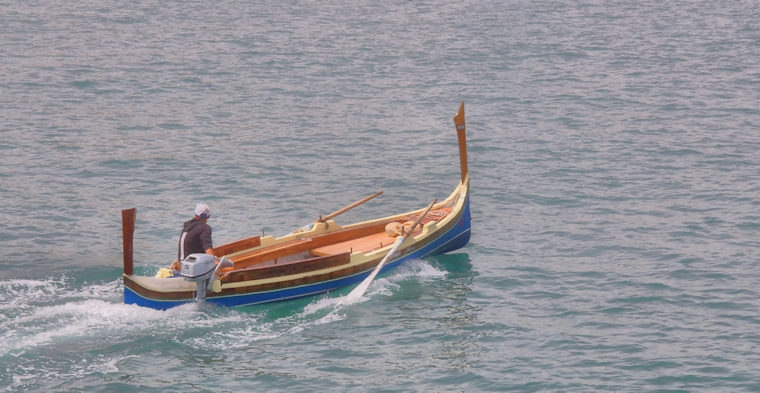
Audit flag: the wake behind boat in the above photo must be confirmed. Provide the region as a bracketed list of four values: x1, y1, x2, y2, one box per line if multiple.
[122, 102, 471, 310]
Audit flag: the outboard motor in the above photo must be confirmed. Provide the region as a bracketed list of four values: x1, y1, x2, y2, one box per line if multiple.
[180, 253, 233, 302]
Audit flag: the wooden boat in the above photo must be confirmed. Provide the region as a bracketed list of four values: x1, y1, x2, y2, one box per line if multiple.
[121, 102, 471, 310]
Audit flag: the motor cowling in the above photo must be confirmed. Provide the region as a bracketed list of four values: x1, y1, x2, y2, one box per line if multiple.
[180, 253, 217, 281]
[179, 253, 233, 302]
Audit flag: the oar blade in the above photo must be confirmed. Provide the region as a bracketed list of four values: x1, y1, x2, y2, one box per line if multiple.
[342, 198, 437, 303]
[344, 236, 404, 302]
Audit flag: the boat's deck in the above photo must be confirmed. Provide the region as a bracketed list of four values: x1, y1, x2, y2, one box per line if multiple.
[311, 231, 397, 256]
[129, 275, 197, 292]
[310, 207, 452, 257]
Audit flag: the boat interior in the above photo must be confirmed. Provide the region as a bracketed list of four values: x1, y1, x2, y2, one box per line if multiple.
[215, 203, 456, 280]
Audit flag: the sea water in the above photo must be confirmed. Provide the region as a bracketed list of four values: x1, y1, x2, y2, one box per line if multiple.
[2, 0, 760, 391]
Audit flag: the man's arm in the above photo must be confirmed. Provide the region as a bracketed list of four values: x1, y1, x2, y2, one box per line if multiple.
[201, 225, 214, 256]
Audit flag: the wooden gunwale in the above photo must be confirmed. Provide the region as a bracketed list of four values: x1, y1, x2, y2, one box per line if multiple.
[213, 236, 261, 257]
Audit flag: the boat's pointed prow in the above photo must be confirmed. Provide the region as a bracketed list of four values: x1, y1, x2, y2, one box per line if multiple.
[454, 101, 468, 182]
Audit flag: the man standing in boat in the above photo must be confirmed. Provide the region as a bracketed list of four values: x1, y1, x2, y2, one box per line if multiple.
[177, 203, 215, 262]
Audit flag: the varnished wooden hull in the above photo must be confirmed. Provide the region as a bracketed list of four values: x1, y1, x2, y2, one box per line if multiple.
[124, 188, 470, 309]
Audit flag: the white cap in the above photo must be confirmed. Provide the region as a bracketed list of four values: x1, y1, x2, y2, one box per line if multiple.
[194, 203, 210, 219]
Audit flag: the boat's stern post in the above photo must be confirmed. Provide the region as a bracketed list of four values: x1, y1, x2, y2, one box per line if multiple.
[121, 208, 137, 276]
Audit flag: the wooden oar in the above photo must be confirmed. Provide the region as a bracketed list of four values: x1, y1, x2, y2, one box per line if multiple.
[292, 191, 384, 234]
[319, 190, 383, 222]
[344, 198, 437, 302]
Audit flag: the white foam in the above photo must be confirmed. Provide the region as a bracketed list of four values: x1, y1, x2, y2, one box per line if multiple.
[61, 278, 123, 300]
[391, 259, 447, 280]
[93, 354, 141, 373]
[302, 293, 349, 314]
[1, 299, 169, 354]
[0, 260, 445, 355]
[0, 277, 67, 310]
[340, 259, 445, 302]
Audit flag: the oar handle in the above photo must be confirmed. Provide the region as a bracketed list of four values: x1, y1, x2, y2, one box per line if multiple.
[319, 190, 383, 222]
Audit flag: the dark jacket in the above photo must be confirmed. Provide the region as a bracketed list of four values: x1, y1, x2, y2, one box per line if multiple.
[178, 218, 213, 261]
